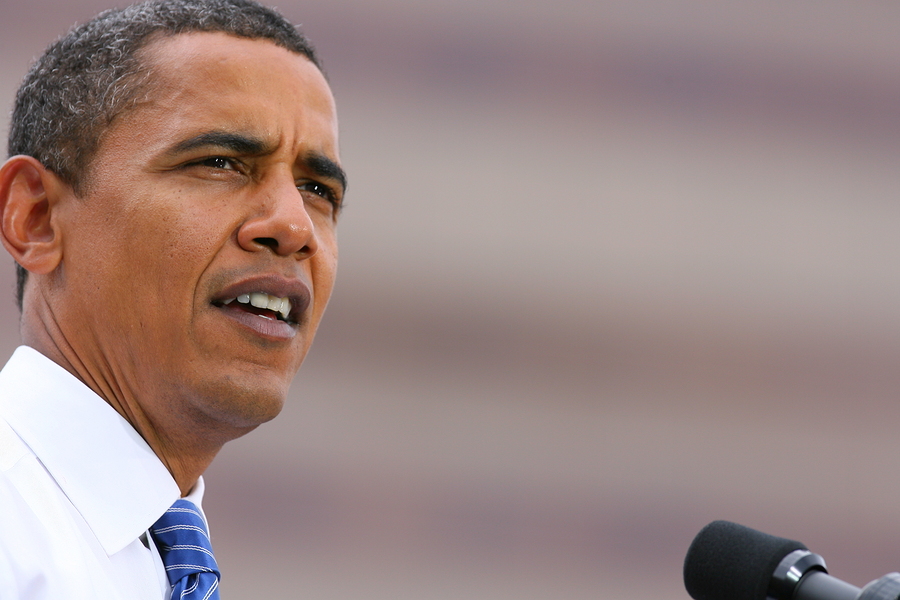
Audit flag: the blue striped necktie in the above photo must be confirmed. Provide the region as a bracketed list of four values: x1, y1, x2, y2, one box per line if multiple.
[150, 499, 221, 600]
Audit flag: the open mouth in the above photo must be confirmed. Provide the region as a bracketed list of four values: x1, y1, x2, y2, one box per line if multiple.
[216, 292, 294, 324]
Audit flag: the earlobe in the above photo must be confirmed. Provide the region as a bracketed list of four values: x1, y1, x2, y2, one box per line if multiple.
[0, 155, 65, 276]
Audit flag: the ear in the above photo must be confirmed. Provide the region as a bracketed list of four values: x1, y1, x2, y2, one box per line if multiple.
[0, 155, 67, 276]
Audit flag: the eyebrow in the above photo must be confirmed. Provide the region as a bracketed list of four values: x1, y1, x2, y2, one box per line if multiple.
[305, 152, 348, 193]
[166, 130, 347, 192]
[167, 131, 271, 156]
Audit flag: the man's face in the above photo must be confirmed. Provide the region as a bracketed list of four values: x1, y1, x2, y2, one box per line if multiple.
[52, 32, 343, 432]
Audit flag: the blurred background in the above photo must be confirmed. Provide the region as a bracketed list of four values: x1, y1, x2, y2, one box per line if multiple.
[4, 1, 900, 598]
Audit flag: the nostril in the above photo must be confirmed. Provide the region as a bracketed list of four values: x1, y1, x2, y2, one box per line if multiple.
[253, 237, 278, 250]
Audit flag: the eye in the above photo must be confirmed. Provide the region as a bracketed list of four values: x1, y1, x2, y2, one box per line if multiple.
[181, 156, 242, 173]
[298, 181, 341, 210]
[195, 156, 239, 170]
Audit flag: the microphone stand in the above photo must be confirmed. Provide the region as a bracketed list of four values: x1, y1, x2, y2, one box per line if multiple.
[770, 549, 900, 600]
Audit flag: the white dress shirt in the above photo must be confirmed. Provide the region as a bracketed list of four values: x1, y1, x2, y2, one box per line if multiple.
[0, 346, 204, 599]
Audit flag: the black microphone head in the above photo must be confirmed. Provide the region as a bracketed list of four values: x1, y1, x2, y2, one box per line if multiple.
[684, 520, 808, 600]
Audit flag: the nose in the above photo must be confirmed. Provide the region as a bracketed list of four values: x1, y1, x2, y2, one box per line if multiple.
[237, 177, 318, 259]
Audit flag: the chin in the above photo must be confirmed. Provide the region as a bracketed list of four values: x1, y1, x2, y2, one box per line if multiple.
[191, 378, 289, 432]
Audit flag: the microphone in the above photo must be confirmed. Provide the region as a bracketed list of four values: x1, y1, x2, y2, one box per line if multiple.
[683, 520, 900, 600]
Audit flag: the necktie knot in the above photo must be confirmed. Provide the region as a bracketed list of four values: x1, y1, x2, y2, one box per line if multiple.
[150, 499, 221, 600]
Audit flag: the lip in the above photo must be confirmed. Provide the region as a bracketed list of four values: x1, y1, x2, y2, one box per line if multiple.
[210, 274, 312, 338]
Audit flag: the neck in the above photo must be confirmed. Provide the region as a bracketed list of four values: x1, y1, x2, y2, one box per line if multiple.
[21, 304, 251, 496]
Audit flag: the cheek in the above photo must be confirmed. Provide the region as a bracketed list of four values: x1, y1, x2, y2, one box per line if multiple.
[132, 193, 231, 255]
[81, 203, 227, 306]
[312, 235, 338, 296]
[304, 250, 337, 333]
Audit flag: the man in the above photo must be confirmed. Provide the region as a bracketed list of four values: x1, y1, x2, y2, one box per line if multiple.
[0, 0, 346, 597]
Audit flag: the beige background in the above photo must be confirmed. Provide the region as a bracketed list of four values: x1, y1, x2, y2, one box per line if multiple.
[3, 1, 900, 598]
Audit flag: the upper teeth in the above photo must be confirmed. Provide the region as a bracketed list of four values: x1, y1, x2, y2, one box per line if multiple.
[226, 292, 292, 320]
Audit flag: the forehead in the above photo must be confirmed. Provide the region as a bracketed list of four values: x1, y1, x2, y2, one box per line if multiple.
[97, 31, 339, 162]
[140, 30, 330, 95]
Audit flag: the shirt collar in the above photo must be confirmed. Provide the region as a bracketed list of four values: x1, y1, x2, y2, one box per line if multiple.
[0, 345, 182, 555]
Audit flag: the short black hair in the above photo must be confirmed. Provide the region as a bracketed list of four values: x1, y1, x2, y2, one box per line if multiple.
[8, 0, 322, 310]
